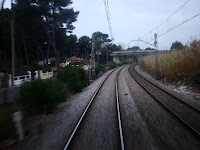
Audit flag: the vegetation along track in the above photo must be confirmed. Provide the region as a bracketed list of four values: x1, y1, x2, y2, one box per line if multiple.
[63, 67, 125, 150]
[128, 65, 200, 137]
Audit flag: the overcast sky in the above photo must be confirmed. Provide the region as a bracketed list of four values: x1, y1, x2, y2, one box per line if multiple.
[4, 0, 200, 50]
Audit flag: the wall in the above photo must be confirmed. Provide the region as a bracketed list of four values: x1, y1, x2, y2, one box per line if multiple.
[39, 70, 53, 80]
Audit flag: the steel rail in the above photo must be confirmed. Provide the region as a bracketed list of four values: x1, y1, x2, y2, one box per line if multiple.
[116, 67, 125, 150]
[63, 68, 118, 150]
[134, 65, 200, 112]
[128, 66, 200, 137]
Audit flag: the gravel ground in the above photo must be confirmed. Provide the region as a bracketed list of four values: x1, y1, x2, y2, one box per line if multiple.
[69, 67, 122, 150]
[130, 65, 200, 134]
[118, 67, 158, 150]
[124, 66, 200, 150]
[13, 70, 113, 150]
[135, 65, 200, 109]
[10, 65, 200, 150]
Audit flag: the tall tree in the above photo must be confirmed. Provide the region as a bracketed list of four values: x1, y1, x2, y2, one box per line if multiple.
[92, 31, 112, 65]
[109, 44, 121, 52]
[171, 41, 184, 50]
[14, 0, 79, 69]
[15, 0, 46, 66]
[145, 47, 155, 50]
[36, 0, 79, 69]
[63, 34, 78, 57]
[0, 8, 11, 72]
[127, 46, 140, 51]
[78, 36, 91, 59]
[92, 31, 111, 50]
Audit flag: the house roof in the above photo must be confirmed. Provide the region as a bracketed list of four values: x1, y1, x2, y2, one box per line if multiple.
[67, 56, 82, 62]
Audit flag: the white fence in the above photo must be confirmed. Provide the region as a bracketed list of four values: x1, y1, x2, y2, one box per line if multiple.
[39, 70, 53, 80]
[8, 70, 53, 87]
[9, 72, 31, 87]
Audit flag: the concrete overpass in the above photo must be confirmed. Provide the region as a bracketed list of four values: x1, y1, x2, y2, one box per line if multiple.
[110, 50, 169, 62]
[110, 50, 156, 56]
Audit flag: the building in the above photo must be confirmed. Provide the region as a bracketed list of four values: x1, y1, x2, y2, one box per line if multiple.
[67, 56, 83, 63]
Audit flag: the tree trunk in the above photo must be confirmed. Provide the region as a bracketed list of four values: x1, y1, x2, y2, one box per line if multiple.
[11, 18, 15, 86]
[51, 6, 59, 70]
[38, 43, 46, 66]
[42, 7, 59, 70]
[46, 42, 50, 66]
[51, 25, 59, 70]
[22, 31, 29, 66]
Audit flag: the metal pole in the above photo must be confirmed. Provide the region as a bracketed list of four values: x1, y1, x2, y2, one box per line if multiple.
[106, 48, 108, 64]
[12, 111, 24, 141]
[11, 0, 15, 86]
[154, 33, 158, 79]
[91, 35, 95, 77]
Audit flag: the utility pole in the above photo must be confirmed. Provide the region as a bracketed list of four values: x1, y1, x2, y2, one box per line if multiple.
[11, 0, 15, 86]
[106, 48, 108, 64]
[154, 33, 158, 79]
[1, 0, 6, 10]
[90, 35, 95, 78]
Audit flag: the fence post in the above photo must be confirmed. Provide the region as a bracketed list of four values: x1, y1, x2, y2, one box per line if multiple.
[12, 111, 24, 141]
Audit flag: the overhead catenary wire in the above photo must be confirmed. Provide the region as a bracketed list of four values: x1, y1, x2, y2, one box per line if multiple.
[141, 0, 191, 39]
[158, 12, 200, 38]
[104, 0, 113, 39]
[141, 11, 200, 48]
[103, 0, 114, 40]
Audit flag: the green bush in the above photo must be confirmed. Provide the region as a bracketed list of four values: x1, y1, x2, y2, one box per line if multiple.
[107, 61, 116, 70]
[42, 67, 52, 73]
[20, 79, 66, 115]
[189, 70, 200, 85]
[95, 66, 100, 75]
[57, 66, 87, 92]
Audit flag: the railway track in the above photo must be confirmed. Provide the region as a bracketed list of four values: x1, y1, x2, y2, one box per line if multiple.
[63, 67, 125, 150]
[128, 65, 200, 137]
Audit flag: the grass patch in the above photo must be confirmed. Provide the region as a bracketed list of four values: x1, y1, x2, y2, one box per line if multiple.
[139, 40, 200, 82]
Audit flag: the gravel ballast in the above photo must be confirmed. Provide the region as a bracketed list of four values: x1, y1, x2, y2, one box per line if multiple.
[69, 67, 122, 150]
[125, 66, 200, 150]
[15, 70, 113, 150]
[135, 65, 200, 109]
[118, 67, 158, 150]
[129, 65, 200, 134]
[14, 65, 200, 150]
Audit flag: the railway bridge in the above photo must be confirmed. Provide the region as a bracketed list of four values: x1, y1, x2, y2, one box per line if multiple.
[110, 50, 168, 62]
[110, 50, 156, 62]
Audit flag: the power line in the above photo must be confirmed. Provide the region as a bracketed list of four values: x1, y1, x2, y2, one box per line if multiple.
[141, 11, 200, 48]
[141, 0, 191, 39]
[104, 0, 113, 39]
[158, 12, 200, 38]
[103, 0, 114, 40]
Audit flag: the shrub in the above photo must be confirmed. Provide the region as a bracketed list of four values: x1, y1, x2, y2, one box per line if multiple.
[189, 70, 200, 85]
[107, 61, 116, 70]
[57, 66, 87, 92]
[20, 79, 66, 115]
[124, 58, 133, 64]
[42, 67, 52, 73]
[95, 66, 100, 75]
